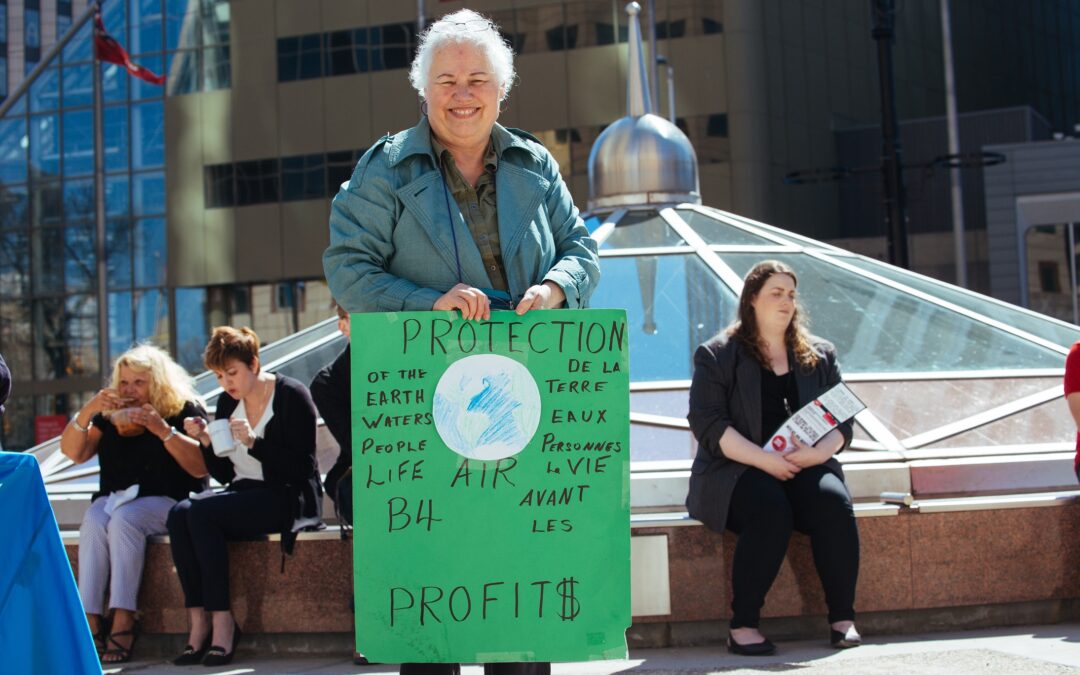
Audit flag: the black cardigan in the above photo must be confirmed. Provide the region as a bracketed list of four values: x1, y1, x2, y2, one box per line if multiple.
[204, 374, 323, 554]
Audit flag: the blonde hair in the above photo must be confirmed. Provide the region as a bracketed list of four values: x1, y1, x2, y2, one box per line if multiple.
[111, 344, 201, 418]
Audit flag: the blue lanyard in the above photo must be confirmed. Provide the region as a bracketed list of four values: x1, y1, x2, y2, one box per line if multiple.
[437, 160, 514, 308]
[439, 175, 465, 283]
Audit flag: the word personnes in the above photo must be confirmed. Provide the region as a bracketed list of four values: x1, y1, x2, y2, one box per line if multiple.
[401, 318, 625, 357]
[389, 576, 582, 627]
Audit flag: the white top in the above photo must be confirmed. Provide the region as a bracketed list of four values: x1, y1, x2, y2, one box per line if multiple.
[228, 384, 276, 482]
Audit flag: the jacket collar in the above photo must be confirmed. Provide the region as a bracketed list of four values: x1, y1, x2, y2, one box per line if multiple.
[386, 116, 541, 168]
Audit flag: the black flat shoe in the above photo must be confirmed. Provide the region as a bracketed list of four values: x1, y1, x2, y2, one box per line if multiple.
[202, 624, 241, 666]
[831, 627, 862, 649]
[173, 638, 210, 666]
[727, 632, 776, 656]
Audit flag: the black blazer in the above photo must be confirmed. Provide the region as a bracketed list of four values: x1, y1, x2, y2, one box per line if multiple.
[205, 374, 323, 554]
[685, 332, 853, 533]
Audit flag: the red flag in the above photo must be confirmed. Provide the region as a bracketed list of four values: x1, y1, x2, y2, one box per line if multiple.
[93, 9, 165, 85]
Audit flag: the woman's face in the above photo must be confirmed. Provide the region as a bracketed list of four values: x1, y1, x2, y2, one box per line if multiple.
[117, 365, 152, 406]
[213, 358, 259, 400]
[424, 42, 502, 152]
[750, 273, 797, 333]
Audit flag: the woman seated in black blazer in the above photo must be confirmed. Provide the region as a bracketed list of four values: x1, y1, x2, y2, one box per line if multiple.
[167, 326, 322, 666]
[687, 260, 860, 655]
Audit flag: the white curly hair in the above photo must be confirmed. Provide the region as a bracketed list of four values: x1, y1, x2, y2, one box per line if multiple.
[409, 9, 516, 102]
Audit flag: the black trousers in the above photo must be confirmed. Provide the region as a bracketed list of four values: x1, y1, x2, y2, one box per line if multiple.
[725, 465, 859, 628]
[166, 481, 289, 611]
[400, 664, 550, 675]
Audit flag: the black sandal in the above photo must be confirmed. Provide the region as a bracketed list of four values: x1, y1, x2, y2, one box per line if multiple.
[101, 628, 139, 664]
[92, 628, 108, 658]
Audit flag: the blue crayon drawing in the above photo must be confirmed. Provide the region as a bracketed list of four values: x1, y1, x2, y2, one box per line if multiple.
[433, 354, 541, 460]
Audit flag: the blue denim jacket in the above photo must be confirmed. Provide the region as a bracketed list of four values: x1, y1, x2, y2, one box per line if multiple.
[323, 117, 600, 312]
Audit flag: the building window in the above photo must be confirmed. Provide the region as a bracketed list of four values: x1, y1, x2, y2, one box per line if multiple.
[327, 149, 362, 194]
[1038, 261, 1062, 293]
[656, 20, 686, 39]
[702, 18, 723, 35]
[546, 25, 577, 51]
[204, 163, 234, 208]
[231, 285, 250, 315]
[325, 29, 361, 76]
[707, 114, 728, 137]
[278, 33, 322, 82]
[282, 154, 326, 202]
[57, 0, 72, 38]
[25, 0, 40, 70]
[234, 159, 279, 206]
[375, 22, 415, 70]
[274, 282, 294, 311]
[595, 23, 628, 46]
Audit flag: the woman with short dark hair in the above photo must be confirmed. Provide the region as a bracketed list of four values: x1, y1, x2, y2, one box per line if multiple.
[167, 326, 322, 666]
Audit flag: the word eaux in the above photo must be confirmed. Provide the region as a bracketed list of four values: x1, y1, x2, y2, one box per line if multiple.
[401, 318, 625, 356]
[389, 577, 581, 627]
[550, 408, 606, 424]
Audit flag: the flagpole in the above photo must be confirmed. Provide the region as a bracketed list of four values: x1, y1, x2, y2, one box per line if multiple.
[93, 1, 109, 377]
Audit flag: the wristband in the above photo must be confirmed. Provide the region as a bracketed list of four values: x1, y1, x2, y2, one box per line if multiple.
[70, 417, 90, 433]
[161, 426, 178, 443]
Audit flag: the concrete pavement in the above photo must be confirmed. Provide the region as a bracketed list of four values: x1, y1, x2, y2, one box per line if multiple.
[101, 623, 1080, 674]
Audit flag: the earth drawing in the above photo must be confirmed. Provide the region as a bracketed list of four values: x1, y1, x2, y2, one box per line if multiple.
[433, 354, 542, 461]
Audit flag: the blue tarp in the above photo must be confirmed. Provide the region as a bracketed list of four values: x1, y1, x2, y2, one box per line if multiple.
[0, 452, 101, 674]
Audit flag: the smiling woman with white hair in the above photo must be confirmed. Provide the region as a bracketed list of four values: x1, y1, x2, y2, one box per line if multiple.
[324, 8, 599, 322]
[323, 8, 598, 675]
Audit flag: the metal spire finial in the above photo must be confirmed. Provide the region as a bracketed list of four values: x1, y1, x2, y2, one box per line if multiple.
[625, 2, 653, 116]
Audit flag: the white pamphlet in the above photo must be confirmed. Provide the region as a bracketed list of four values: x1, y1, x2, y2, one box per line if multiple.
[762, 382, 866, 453]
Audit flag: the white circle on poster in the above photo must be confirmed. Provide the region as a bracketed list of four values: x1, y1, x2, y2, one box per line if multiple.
[432, 354, 542, 461]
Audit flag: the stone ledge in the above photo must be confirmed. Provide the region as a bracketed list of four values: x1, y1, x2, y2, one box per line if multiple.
[61, 497, 1080, 638]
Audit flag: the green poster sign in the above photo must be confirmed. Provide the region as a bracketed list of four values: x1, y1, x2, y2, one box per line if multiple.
[350, 309, 630, 663]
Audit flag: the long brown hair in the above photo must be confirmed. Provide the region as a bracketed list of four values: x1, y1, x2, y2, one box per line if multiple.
[726, 260, 820, 371]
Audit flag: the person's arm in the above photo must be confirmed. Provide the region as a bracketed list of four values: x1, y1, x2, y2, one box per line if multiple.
[520, 153, 600, 311]
[323, 150, 443, 313]
[687, 343, 801, 480]
[60, 388, 122, 464]
[127, 403, 209, 478]
[247, 381, 319, 481]
[1069, 393, 1080, 430]
[786, 344, 852, 468]
[311, 350, 351, 458]
[0, 352, 10, 412]
[1065, 344, 1080, 432]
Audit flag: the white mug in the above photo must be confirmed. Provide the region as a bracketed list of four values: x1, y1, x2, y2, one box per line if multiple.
[208, 418, 235, 457]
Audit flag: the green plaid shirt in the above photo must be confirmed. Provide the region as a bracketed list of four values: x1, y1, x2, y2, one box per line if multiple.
[431, 135, 509, 291]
